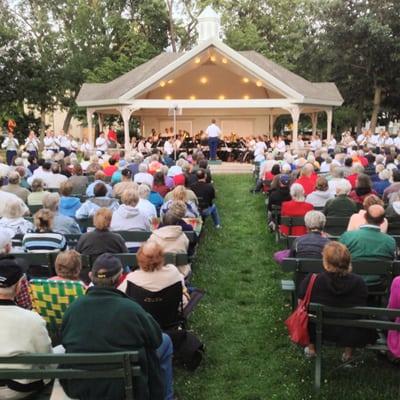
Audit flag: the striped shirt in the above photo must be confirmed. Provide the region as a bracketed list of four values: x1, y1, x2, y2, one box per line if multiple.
[22, 231, 67, 253]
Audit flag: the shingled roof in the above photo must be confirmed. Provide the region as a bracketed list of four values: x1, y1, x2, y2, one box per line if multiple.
[77, 49, 343, 105]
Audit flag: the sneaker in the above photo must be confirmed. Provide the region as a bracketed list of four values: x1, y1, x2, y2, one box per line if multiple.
[304, 347, 316, 359]
[215, 225, 222, 229]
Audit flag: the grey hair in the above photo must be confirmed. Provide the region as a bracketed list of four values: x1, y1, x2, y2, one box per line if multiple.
[42, 192, 60, 212]
[138, 184, 150, 199]
[379, 169, 392, 181]
[3, 198, 26, 219]
[290, 183, 305, 201]
[352, 164, 365, 174]
[8, 171, 20, 184]
[330, 166, 344, 178]
[335, 179, 352, 195]
[304, 210, 326, 231]
[138, 163, 148, 173]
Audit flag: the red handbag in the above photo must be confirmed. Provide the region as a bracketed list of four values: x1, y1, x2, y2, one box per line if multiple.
[285, 274, 317, 346]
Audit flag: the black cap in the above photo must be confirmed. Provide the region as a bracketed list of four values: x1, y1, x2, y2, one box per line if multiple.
[0, 259, 26, 288]
[92, 253, 122, 279]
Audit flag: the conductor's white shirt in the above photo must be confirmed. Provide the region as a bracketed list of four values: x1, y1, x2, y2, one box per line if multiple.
[206, 123, 221, 138]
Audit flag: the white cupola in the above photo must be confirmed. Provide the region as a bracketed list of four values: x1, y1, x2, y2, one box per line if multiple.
[197, 6, 221, 43]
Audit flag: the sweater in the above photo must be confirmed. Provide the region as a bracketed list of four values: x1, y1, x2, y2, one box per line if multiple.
[75, 197, 119, 219]
[0, 299, 52, 399]
[323, 195, 358, 217]
[280, 200, 314, 236]
[61, 287, 164, 400]
[305, 190, 334, 208]
[76, 229, 128, 256]
[59, 196, 81, 218]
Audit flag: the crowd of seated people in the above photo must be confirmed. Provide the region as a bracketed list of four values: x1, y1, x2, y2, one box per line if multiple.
[255, 138, 400, 365]
[0, 147, 221, 399]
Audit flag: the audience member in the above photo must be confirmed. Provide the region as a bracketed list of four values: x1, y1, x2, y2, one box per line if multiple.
[61, 253, 172, 400]
[305, 176, 334, 208]
[76, 208, 128, 257]
[280, 183, 314, 236]
[48, 250, 85, 285]
[0, 197, 34, 236]
[300, 242, 376, 360]
[324, 180, 357, 217]
[134, 163, 154, 187]
[112, 169, 138, 198]
[22, 209, 67, 252]
[1, 171, 30, 202]
[86, 170, 112, 197]
[347, 194, 388, 233]
[0, 258, 52, 399]
[349, 173, 376, 205]
[27, 178, 49, 206]
[387, 276, 400, 362]
[59, 181, 81, 218]
[42, 192, 81, 234]
[68, 164, 88, 195]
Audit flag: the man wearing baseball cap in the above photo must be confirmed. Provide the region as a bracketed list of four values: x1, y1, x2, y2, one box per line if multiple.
[61, 253, 173, 400]
[0, 259, 52, 399]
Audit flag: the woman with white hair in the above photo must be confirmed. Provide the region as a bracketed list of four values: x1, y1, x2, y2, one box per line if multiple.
[280, 183, 314, 236]
[0, 198, 34, 235]
[324, 179, 358, 217]
[373, 169, 392, 196]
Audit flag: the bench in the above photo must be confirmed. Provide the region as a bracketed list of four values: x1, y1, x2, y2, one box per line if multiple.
[308, 303, 400, 391]
[280, 258, 400, 309]
[0, 352, 140, 400]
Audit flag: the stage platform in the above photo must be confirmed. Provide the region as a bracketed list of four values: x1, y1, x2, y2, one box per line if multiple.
[209, 162, 253, 174]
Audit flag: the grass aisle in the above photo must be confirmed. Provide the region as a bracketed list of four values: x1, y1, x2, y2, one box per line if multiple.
[175, 174, 399, 400]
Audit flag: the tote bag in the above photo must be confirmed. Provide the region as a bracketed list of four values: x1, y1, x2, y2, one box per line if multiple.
[285, 274, 317, 346]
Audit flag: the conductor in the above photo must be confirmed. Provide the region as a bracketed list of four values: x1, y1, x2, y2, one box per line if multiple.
[206, 119, 221, 160]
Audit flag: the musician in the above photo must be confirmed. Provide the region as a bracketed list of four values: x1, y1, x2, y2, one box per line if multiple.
[69, 134, 79, 154]
[275, 135, 286, 153]
[377, 130, 393, 147]
[297, 134, 305, 150]
[57, 130, 71, 156]
[95, 131, 108, 155]
[1, 131, 19, 165]
[80, 138, 92, 156]
[163, 137, 174, 157]
[205, 119, 221, 161]
[309, 134, 322, 151]
[137, 138, 147, 154]
[107, 126, 118, 148]
[24, 130, 40, 157]
[44, 130, 58, 154]
[356, 129, 368, 146]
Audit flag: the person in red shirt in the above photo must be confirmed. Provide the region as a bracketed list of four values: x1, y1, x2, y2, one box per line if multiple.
[280, 183, 314, 236]
[107, 126, 118, 148]
[294, 163, 317, 196]
[346, 164, 364, 189]
[103, 157, 118, 177]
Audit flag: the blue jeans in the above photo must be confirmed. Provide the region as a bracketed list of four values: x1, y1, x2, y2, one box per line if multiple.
[157, 333, 174, 400]
[208, 137, 219, 160]
[201, 204, 221, 226]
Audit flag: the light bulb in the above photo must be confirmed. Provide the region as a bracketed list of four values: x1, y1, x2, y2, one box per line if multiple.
[242, 77, 249, 83]
[200, 77, 208, 84]
[160, 81, 166, 87]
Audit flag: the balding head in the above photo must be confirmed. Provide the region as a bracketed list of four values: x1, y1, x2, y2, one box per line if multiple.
[365, 204, 385, 226]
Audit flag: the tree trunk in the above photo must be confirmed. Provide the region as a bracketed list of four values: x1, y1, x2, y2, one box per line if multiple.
[370, 85, 382, 134]
[166, 0, 177, 52]
[62, 107, 74, 133]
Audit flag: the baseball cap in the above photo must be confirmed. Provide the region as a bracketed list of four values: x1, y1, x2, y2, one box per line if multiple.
[91, 253, 122, 279]
[0, 230, 13, 251]
[0, 259, 26, 288]
[279, 174, 290, 186]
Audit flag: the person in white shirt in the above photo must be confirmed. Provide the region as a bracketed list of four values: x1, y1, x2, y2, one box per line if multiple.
[205, 119, 221, 160]
[137, 184, 157, 220]
[309, 134, 322, 151]
[1, 132, 19, 165]
[69, 135, 79, 153]
[49, 163, 68, 189]
[43, 131, 58, 154]
[80, 138, 92, 156]
[370, 132, 379, 147]
[297, 134, 305, 150]
[328, 137, 337, 152]
[0, 190, 28, 218]
[0, 156, 10, 178]
[58, 131, 71, 155]
[254, 137, 267, 158]
[0, 257, 53, 400]
[134, 163, 154, 187]
[27, 161, 54, 188]
[24, 131, 40, 157]
[276, 135, 286, 153]
[95, 132, 108, 155]
[163, 137, 174, 156]
[394, 133, 400, 150]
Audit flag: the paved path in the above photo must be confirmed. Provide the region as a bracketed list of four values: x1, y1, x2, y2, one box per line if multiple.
[209, 162, 253, 174]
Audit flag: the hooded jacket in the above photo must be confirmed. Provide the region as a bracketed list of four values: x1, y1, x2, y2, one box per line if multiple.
[75, 197, 119, 219]
[148, 225, 190, 277]
[59, 196, 81, 218]
[305, 190, 334, 208]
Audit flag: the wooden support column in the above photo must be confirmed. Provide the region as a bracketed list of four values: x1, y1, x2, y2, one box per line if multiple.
[86, 108, 95, 147]
[288, 106, 301, 150]
[120, 107, 131, 152]
[311, 112, 318, 135]
[326, 108, 333, 143]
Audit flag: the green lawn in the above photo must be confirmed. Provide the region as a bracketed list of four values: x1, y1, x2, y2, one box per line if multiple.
[175, 174, 399, 400]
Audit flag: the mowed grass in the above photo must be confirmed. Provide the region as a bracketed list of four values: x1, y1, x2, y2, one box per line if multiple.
[175, 174, 400, 400]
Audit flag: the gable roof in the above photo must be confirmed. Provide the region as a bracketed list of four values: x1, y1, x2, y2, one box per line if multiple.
[77, 44, 343, 106]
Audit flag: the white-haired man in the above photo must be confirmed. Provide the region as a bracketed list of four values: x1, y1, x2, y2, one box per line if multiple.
[324, 179, 357, 217]
[0, 258, 52, 399]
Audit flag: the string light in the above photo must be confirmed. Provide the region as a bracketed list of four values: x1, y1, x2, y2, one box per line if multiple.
[160, 81, 166, 87]
[242, 77, 249, 83]
[200, 77, 208, 84]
